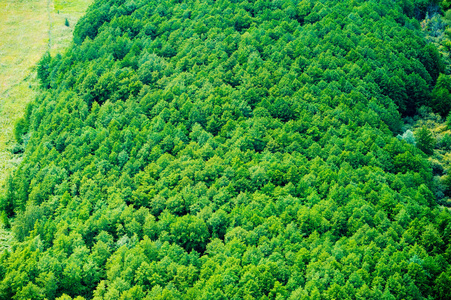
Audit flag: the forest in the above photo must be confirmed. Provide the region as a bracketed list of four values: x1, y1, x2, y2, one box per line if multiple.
[1, 0, 451, 299]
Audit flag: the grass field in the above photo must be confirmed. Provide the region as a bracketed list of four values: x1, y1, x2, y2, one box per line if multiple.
[0, 0, 92, 248]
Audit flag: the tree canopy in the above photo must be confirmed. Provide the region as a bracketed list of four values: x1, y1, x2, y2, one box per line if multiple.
[1, 0, 451, 299]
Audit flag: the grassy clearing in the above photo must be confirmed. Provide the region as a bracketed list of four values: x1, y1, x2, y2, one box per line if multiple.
[0, 0, 92, 249]
[51, 0, 93, 55]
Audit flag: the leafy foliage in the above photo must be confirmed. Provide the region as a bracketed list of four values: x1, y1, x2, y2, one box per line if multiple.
[1, 0, 451, 299]
[416, 126, 436, 155]
[431, 73, 451, 115]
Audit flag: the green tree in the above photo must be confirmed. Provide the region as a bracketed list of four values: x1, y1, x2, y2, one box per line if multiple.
[431, 74, 451, 116]
[37, 52, 51, 88]
[415, 126, 435, 155]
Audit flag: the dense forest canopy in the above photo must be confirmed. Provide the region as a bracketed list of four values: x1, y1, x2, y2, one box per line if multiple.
[1, 0, 451, 299]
